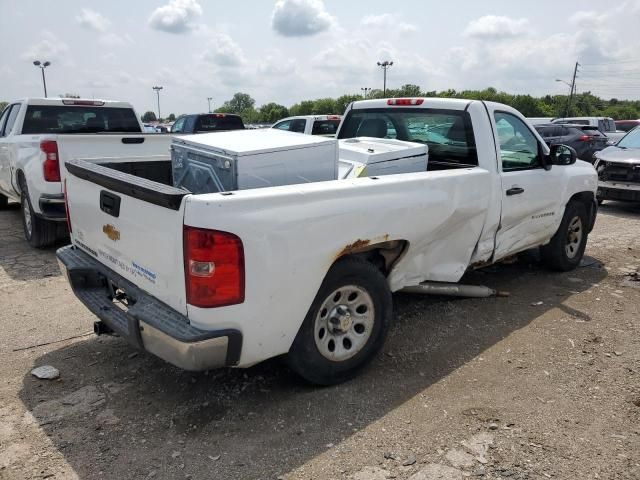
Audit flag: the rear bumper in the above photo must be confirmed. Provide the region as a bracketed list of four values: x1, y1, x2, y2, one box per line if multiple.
[597, 181, 640, 203]
[56, 245, 242, 371]
[38, 193, 67, 221]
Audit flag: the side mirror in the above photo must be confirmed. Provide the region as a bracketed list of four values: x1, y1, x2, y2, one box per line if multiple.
[549, 144, 577, 166]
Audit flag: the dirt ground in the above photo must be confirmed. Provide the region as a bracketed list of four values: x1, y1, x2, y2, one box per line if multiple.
[1, 200, 639, 480]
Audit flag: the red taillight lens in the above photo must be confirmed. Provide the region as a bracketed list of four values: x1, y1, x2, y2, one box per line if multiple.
[41, 140, 60, 182]
[63, 179, 72, 233]
[578, 135, 591, 142]
[183, 226, 244, 308]
[387, 98, 424, 106]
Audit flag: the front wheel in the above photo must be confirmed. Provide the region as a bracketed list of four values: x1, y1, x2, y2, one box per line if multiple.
[540, 201, 589, 271]
[287, 257, 392, 385]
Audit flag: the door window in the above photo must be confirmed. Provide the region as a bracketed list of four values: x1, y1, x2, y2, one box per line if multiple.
[172, 117, 186, 133]
[273, 120, 292, 131]
[494, 112, 541, 171]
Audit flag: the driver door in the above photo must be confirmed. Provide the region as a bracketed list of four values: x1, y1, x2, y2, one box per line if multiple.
[492, 111, 564, 260]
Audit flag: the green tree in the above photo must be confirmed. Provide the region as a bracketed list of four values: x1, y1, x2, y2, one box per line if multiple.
[311, 98, 337, 115]
[0, 102, 8, 113]
[141, 111, 157, 123]
[289, 100, 315, 116]
[167, 113, 176, 121]
[335, 94, 362, 114]
[220, 92, 256, 114]
[258, 103, 289, 123]
[396, 84, 422, 97]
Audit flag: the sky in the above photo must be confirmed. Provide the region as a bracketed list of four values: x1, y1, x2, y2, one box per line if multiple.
[1, 0, 639, 117]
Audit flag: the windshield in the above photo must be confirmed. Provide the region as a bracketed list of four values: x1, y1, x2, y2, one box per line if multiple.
[22, 106, 141, 134]
[195, 115, 244, 132]
[338, 108, 478, 165]
[617, 128, 640, 149]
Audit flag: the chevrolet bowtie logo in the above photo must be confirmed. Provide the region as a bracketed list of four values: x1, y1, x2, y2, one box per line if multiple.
[102, 224, 120, 242]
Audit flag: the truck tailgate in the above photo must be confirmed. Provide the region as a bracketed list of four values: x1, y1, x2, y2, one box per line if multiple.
[64, 159, 189, 315]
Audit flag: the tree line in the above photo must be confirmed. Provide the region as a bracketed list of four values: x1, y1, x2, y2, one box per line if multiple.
[152, 86, 639, 124]
[5, 84, 640, 126]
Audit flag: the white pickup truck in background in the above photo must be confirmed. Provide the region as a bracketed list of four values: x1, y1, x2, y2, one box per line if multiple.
[0, 98, 172, 247]
[57, 97, 598, 385]
[271, 114, 342, 136]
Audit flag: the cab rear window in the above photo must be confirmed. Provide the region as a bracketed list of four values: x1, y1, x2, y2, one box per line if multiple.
[195, 115, 244, 132]
[22, 106, 142, 134]
[311, 120, 340, 135]
[338, 108, 478, 166]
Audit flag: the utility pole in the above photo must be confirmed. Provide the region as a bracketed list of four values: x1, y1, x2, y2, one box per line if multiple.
[207, 97, 213, 113]
[152, 86, 163, 121]
[565, 62, 580, 118]
[360, 87, 371, 99]
[377, 61, 393, 96]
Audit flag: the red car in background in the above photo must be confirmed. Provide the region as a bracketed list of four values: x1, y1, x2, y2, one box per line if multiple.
[615, 120, 640, 132]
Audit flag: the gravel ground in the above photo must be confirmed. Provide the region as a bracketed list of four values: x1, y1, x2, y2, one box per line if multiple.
[0, 201, 639, 480]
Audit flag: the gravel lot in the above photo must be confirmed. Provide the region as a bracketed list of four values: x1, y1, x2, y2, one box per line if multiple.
[1, 201, 639, 480]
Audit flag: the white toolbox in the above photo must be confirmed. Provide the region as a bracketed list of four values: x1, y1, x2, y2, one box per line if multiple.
[172, 129, 338, 193]
[338, 137, 428, 178]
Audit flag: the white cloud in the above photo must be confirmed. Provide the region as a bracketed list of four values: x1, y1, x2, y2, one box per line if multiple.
[361, 14, 417, 34]
[22, 31, 69, 61]
[148, 0, 203, 34]
[76, 8, 111, 32]
[464, 15, 529, 40]
[202, 33, 245, 67]
[271, 0, 336, 37]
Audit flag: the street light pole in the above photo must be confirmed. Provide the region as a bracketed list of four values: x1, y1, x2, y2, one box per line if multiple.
[360, 87, 371, 99]
[33, 60, 51, 98]
[152, 86, 163, 121]
[207, 97, 213, 113]
[377, 61, 393, 96]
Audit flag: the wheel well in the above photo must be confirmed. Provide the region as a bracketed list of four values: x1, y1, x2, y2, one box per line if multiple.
[16, 169, 26, 193]
[335, 239, 409, 276]
[568, 191, 596, 232]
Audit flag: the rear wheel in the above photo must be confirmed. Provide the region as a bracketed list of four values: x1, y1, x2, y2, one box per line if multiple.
[287, 257, 392, 385]
[540, 201, 589, 271]
[0, 194, 7, 209]
[20, 189, 58, 248]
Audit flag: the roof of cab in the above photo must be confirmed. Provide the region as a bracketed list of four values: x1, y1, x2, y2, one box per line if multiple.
[350, 98, 473, 111]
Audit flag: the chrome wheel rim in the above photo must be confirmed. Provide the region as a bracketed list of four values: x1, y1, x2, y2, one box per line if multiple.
[314, 285, 375, 362]
[23, 198, 32, 237]
[565, 216, 583, 259]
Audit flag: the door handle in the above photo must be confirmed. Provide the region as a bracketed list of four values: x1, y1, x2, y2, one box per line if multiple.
[506, 187, 524, 196]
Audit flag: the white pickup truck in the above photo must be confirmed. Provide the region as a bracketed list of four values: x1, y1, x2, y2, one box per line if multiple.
[272, 115, 342, 136]
[57, 98, 598, 385]
[0, 98, 172, 247]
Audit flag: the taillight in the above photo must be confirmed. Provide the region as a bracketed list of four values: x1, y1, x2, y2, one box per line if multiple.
[63, 179, 72, 233]
[387, 98, 424, 106]
[183, 226, 244, 308]
[578, 135, 592, 142]
[41, 140, 60, 182]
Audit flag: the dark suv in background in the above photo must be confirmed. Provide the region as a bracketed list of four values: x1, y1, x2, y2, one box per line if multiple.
[535, 124, 608, 162]
[171, 113, 245, 134]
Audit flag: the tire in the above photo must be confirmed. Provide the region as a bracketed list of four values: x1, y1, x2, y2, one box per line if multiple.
[0, 194, 7, 209]
[20, 189, 58, 248]
[540, 201, 589, 272]
[286, 257, 393, 386]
